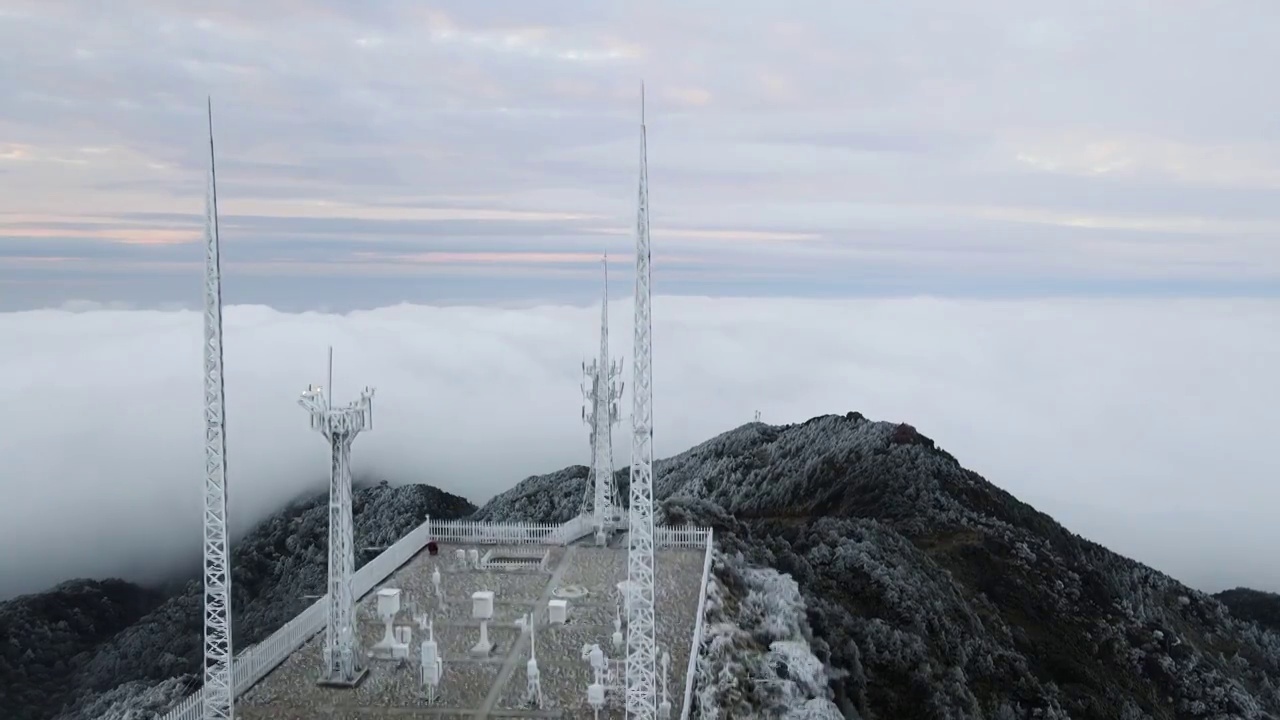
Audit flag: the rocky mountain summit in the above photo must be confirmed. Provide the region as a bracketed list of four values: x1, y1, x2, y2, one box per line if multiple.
[480, 414, 1280, 719]
[5, 412, 1280, 719]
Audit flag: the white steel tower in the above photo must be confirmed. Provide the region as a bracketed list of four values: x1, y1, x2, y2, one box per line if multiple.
[581, 255, 624, 542]
[201, 98, 235, 720]
[299, 349, 375, 687]
[625, 84, 659, 720]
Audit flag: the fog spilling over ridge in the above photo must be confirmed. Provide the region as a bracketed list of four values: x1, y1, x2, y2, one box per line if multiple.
[0, 296, 1277, 600]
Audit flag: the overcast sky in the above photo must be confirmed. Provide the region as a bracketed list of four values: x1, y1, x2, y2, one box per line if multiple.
[3, 1, 1280, 309]
[2, 4, 1280, 604]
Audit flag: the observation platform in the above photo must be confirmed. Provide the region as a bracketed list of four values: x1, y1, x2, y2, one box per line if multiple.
[237, 535, 708, 719]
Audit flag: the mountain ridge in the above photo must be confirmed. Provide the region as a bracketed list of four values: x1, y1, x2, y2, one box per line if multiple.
[479, 413, 1280, 718]
[4, 412, 1280, 719]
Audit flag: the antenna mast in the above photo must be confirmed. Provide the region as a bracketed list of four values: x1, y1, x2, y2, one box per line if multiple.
[299, 349, 375, 688]
[625, 82, 659, 720]
[201, 98, 235, 720]
[581, 255, 624, 544]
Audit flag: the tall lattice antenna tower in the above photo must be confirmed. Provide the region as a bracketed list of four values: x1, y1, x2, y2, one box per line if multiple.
[201, 98, 234, 720]
[299, 348, 375, 688]
[581, 255, 624, 543]
[625, 83, 658, 720]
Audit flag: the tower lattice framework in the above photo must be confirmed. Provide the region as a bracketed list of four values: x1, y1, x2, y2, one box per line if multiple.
[201, 98, 234, 720]
[625, 85, 659, 720]
[299, 349, 375, 687]
[581, 256, 624, 539]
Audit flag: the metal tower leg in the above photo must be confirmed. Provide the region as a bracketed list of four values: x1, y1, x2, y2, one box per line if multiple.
[201, 98, 235, 720]
[323, 435, 361, 683]
[625, 84, 659, 720]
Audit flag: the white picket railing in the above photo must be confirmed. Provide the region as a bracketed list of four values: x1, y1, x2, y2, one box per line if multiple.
[429, 519, 560, 545]
[656, 524, 711, 548]
[680, 529, 716, 720]
[158, 516, 437, 720]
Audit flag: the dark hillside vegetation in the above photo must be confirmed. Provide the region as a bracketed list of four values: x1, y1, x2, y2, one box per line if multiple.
[1216, 588, 1280, 635]
[1, 481, 474, 720]
[0, 579, 164, 720]
[482, 414, 1280, 719]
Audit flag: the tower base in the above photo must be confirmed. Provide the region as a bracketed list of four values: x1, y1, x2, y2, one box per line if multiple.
[317, 667, 369, 689]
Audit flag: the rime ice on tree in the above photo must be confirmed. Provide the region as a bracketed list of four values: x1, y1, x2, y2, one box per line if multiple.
[299, 348, 375, 687]
[581, 255, 625, 546]
[201, 98, 235, 720]
[626, 83, 660, 720]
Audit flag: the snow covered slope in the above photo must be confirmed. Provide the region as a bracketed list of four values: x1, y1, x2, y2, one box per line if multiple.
[479, 413, 1280, 718]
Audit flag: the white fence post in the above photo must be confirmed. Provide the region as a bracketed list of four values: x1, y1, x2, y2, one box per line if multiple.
[429, 519, 583, 546]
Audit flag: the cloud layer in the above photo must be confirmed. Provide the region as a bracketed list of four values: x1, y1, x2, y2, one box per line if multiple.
[3, 1, 1280, 308]
[1, 296, 1277, 599]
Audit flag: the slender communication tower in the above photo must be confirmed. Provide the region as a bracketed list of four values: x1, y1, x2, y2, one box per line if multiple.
[625, 84, 659, 720]
[201, 98, 235, 720]
[299, 349, 375, 687]
[581, 255, 624, 542]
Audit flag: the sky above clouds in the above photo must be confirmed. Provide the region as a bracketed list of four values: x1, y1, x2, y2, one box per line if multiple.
[3, 0, 1280, 309]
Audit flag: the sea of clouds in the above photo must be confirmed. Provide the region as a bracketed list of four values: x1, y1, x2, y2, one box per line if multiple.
[0, 296, 1277, 599]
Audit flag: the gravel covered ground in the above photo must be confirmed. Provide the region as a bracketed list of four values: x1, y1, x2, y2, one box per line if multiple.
[240, 538, 708, 718]
[495, 546, 705, 717]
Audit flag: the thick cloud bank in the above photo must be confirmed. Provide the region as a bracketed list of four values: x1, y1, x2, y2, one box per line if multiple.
[0, 297, 1277, 599]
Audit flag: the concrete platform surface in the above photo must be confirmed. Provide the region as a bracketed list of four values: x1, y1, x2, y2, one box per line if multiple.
[238, 539, 706, 719]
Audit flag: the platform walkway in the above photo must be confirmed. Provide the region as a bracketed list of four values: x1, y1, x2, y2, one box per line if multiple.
[158, 517, 713, 720]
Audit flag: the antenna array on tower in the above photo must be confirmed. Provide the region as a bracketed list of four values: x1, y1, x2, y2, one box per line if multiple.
[582, 255, 625, 544]
[299, 348, 375, 687]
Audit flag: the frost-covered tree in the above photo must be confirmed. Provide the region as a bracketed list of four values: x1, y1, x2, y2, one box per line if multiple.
[481, 412, 1280, 718]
